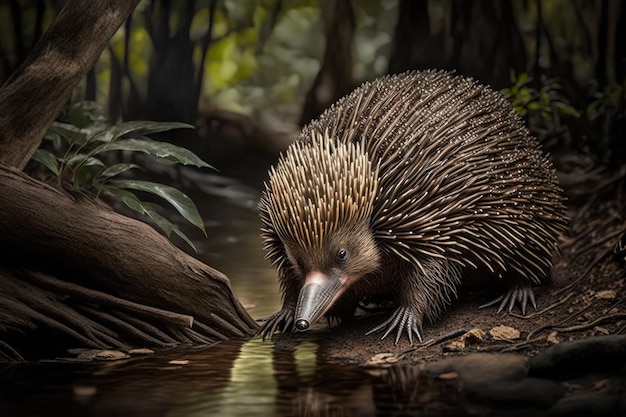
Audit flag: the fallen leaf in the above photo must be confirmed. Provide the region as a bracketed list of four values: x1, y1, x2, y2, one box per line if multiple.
[128, 348, 154, 355]
[489, 325, 520, 341]
[168, 359, 189, 365]
[365, 353, 398, 367]
[443, 340, 466, 352]
[547, 331, 560, 344]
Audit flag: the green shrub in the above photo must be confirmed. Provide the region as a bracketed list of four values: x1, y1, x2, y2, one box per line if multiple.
[32, 103, 212, 252]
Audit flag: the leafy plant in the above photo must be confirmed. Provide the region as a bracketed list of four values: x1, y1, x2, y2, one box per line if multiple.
[587, 79, 625, 123]
[586, 78, 626, 165]
[500, 70, 579, 119]
[32, 105, 213, 252]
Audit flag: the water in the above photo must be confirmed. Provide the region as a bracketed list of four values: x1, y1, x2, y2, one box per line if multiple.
[0, 337, 470, 417]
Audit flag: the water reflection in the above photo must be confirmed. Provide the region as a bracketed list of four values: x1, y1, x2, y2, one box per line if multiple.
[1, 337, 475, 417]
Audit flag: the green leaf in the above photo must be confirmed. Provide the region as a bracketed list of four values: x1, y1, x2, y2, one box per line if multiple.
[66, 154, 105, 168]
[91, 121, 194, 143]
[49, 122, 108, 146]
[99, 163, 142, 179]
[108, 179, 206, 234]
[93, 138, 214, 169]
[31, 149, 60, 176]
[171, 224, 198, 253]
[96, 186, 197, 252]
[43, 130, 64, 151]
[555, 102, 581, 118]
[74, 165, 96, 189]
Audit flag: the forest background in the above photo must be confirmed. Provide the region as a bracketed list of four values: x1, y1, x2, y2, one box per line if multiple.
[2, 0, 624, 173]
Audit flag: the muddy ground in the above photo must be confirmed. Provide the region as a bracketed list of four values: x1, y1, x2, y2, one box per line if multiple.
[270, 194, 626, 366]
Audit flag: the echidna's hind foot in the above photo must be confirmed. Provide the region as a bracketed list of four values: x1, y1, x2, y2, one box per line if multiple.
[366, 305, 423, 345]
[480, 284, 537, 315]
[258, 308, 295, 340]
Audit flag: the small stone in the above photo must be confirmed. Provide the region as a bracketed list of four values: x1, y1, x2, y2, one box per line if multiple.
[529, 335, 626, 379]
[489, 325, 520, 341]
[76, 349, 129, 361]
[595, 290, 616, 300]
[93, 350, 129, 361]
[168, 359, 189, 365]
[437, 371, 458, 380]
[73, 385, 97, 397]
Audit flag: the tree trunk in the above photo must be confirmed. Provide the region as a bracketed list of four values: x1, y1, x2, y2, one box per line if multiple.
[0, 0, 140, 169]
[299, 0, 356, 126]
[0, 166, 257, 359]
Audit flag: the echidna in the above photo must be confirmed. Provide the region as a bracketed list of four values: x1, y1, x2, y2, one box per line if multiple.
[258, 70, 568, 344]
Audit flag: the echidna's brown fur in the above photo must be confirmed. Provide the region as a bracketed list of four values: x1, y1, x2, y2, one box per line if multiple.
[259, 70, 568, 343]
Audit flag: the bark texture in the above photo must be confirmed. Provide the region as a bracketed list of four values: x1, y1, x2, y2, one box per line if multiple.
[0, 0, 140, 169]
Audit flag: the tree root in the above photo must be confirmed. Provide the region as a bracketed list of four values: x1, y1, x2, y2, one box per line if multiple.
[0, 267, 230, 360]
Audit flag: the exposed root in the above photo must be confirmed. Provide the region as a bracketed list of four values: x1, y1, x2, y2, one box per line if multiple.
[554, 313, 626, 333]
[0, 268, 234, 360]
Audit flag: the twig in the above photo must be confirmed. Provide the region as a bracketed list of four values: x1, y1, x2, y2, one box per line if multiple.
[569, 225, 626, 260]
[499, 336, 546, 353]
[554, 313, 626, 333]
[526, 304, 593, 340]
[398, 328, 470, 359]
[555, 250, 611, 296]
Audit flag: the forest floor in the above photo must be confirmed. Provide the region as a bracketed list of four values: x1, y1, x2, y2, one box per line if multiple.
[270, 191, 626, 367]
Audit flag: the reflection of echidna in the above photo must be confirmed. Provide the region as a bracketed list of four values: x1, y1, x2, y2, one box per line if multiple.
[258, 70, 568, 344]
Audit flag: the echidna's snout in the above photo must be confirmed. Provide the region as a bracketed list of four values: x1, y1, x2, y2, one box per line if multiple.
[294, 271, 344, 331]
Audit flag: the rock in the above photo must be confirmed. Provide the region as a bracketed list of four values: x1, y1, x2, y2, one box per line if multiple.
[168, 359, 189, 365]
[528, 335, 626, 379]
[549, 392, 623, 417]
[467, 377, 565, 409]
[76, 349, 129, 361]
[128, 348, 154, 355]
[424, 353, 528, 385]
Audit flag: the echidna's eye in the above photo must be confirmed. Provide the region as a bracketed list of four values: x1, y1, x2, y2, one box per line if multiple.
[336, 249, 348, 264]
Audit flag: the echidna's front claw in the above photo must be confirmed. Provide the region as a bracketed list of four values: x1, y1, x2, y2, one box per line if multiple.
[258, 308, 295, 340]
[480, 284, 537, 315]
[366, 306, 423, 345]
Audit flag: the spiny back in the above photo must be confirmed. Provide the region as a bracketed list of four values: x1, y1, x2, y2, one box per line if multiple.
[295, 70, 567, 282]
